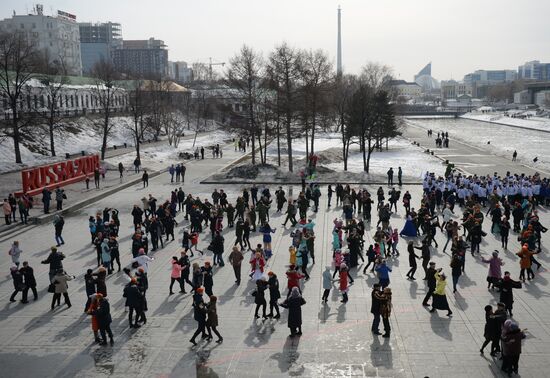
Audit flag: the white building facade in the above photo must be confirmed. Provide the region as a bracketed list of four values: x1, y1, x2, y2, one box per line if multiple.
[0, 8, 82, 76]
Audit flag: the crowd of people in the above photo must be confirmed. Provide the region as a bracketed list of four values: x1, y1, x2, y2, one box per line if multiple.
[6, 162, 550, 376]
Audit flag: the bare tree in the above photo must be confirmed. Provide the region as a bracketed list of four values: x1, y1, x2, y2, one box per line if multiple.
[0, 31, 39, 163]
[226, 45, 266, 164]
[34, 54, 70, 157]
[267, 43, 301, 172]
[297, 49, 333, 157]
[90, 58, 121, 160]
[162, 109, 186, 148]
[127, 78, 149, 161]
[334, 74, 357, 170]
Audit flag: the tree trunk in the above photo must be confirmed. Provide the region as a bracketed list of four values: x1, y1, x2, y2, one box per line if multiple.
[276, 113, 281, 167]
[101, 111, 109, 160]
[12, 108, 22, 164]
[49, 117, 56, 157]
[362, 135, 367, 173]
[304, 122, 309, 162]
[263, 113, 268, 164]
[366, 139, 373, 174]
[250, 118, 256, 165]
[310, 98, 316, 155]
[286, 114, 293, 172]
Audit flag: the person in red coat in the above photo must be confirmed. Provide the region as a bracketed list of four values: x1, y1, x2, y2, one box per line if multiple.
[285, 265, 304, 298]
[338, 263, 350, 303]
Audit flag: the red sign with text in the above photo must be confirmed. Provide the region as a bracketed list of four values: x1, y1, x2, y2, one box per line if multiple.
[17, 155, 100, 196]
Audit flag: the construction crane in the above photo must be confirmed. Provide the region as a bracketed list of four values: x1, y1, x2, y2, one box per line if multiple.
[209, 57, 225, 81]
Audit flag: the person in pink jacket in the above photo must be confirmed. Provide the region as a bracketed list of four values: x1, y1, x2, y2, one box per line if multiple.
[482, 250, 504, 290]
[169, 256, 184, 295]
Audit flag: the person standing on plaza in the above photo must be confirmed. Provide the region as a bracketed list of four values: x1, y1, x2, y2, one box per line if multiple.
[429, 270, 452, 316]
[3, 198, 12, 225]
[84, 269, 96, 312]
[178, 250, 193, 293]
[169, 256, 183, 295]
[422, 262, 437, 306]
[501, 320, 526, 375]
[397, 167, 403, 186]
[282, 287, 306, 337]
[9, 240, 22, 267]
[42, 187, 52, 214]
[253, 279, 268, 319]
[118, 162, 124, 178]
[450, 253, 463, 293]
[406, 241, 420, 280]
[380, 287, 392, 338]
[206, 295, 223, 343]
[267, 271, 281, 318]
[9, 265, 25, 303]
[499, 271, 521, 317]
[53, 215, 65, 246]
[338, 263, 350, 303]
[41, 247, 65, 283]
[93, 168, 101, 189]
[91, 294, 114, 346]
[370, 284, 383, 335]
[55, 187, 64, 211]
[375, 260, 392, 288]
[124, 278, 144, 328]
[142, 170, 149, 188]
[387, 167, 394, 186]
[20, 261, 37, 303]
[517, 244, 537, 281]
[482, 251, 504, 290]
[189, 287, 207, 345]
[321, 266, 332, 303]
[51, 269, 74, 310]
[228, 246, 244, 285]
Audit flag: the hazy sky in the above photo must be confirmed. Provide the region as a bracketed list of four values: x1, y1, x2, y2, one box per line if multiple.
[2, 0, 549, 80]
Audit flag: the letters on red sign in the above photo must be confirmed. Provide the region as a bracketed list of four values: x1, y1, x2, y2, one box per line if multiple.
[18, 155, 100, 196]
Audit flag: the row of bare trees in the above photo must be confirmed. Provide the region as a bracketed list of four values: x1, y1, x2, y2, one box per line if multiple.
[223, 43, 400, 173]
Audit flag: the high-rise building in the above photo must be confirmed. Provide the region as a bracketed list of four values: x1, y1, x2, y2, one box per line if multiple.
[78, 22, 122, 74]
[517, 60, 550, 81]
[168, 61, 193, 83]
[0, 5, 82, 75]
[463, 69, 516, 85]
[414, 62, 439, 92]
[336, 6, 342, 76]
[112, 38, 168, 78]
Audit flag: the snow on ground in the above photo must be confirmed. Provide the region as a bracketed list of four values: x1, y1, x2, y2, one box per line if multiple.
[265, 133, 445, 178]
[406, 117, 550, 169]
[104, 129, 232, 172]
[461, 111, 550, 132]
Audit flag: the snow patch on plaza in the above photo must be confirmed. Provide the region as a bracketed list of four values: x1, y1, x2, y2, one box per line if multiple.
[461, 111, 550, 132]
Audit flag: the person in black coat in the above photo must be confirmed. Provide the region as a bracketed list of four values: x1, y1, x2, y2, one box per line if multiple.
[84, 269, 96, 312]
[178, 250, 193, 293]
[282, 287, 306, 337]
[41, 247, 65, 282]
[91, 295, 114, 345]
[422, 262, 437, 306]
[406, 241, 420, 280]
[254, 279, 268, 319]
[371, 284, 382, 334]
[498, 271, 521, 317]
[9, 266, 25, 303]
[123, 278, 144, 328]
[267, 272, 281, 318]
[190, 288, 207, 345]
[20, 261, 37, 302]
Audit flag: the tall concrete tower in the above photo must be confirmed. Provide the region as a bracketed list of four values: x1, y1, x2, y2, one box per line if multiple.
[337, 6, 342, 76]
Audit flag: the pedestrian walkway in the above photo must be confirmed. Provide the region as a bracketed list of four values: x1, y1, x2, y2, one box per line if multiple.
[0, 152, 548, 378]
[404, 123, 548, 177]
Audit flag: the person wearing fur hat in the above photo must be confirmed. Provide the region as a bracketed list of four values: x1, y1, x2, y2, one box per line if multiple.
[501, 319, 526, 375]
[429, 270, 452, 316]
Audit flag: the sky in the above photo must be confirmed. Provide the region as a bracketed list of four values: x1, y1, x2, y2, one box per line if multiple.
[2, 0, 550, 81]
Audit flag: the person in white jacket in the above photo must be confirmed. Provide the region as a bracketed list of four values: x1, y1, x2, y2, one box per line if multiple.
[440, 205, 454, 232]
[9, 241, 22, 267]
[131, 248, 154, 273]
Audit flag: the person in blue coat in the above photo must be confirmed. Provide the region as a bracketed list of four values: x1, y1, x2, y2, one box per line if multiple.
[376, 260, 392, 288]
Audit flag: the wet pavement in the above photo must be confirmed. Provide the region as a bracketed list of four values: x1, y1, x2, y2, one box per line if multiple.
[0, 140, 549, 377]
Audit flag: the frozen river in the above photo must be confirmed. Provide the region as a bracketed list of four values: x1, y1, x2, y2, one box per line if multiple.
[406, 117, 550, 170]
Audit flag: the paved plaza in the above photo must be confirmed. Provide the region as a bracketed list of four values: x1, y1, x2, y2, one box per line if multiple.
[0, 140, 549, 378]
